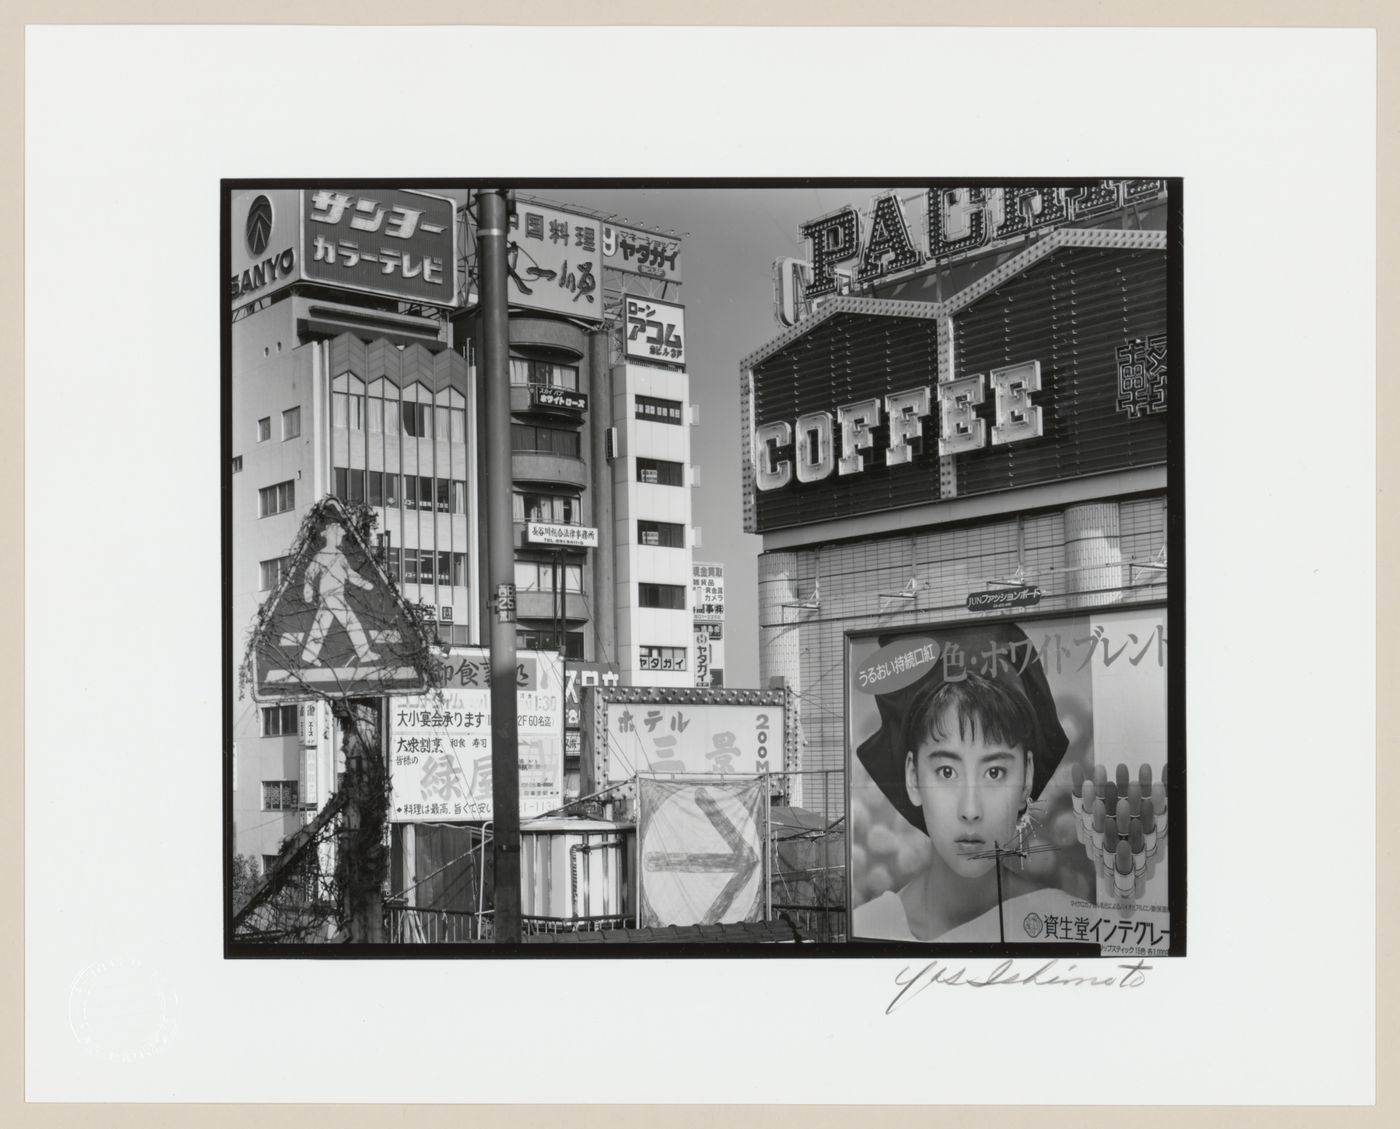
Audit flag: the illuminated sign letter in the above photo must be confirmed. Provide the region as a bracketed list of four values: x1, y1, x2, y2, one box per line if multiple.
[928, 187, 989, 261]
[994, 186, 1070, 240]
[754, 421, 793, 491]
[799, 206, 860, 299]
[856, 193, 924, 283]
[884, 386, 932, 466]
[837, 398, 881, 475]
[938, 376, 986, 456]
[990, 360, 1044, 446]
[795, 411, 835, 483]
[773, 257, 811, 329]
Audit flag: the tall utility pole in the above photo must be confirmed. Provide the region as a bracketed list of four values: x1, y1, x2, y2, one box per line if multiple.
[478, 188, 523, 943]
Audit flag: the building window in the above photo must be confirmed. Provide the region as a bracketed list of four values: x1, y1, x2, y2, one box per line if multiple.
[258, 479, 295, 517]
[399, 550, 467, 588]
[513, 492, 580, 525]
[636, 457, 684, 486]
[368, 397, 384, 434]
[333, 391, 364, 431]
[261, 780, 300, 812]
[638, 582, 687, 610]
[510, 357, 580, 390]
[401, 402, 432, 438]
[635, 395, 683, 425]
[259, 556, 291, 591]
[282, 406, 301, 440]
[638, 519, 685, 548]
[262, 854, 279, 875]
[514, 560, 583, 593]
[231, 455, 243, 473]
[511, 423, 581, 458]
[257, 416, 271, 442]
[261, 704, 298, 737]
[639, 645, 687, 672]
[518, 628, 584, 659]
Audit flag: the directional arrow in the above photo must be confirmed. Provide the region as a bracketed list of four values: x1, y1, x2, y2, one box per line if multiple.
[643, 786, 760, 925]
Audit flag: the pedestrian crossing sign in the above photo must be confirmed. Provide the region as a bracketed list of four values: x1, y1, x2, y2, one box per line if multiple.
[246, 496, 435, 702]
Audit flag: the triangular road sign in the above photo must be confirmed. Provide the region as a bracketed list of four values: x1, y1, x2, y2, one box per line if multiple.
[245, 496, 435, 703]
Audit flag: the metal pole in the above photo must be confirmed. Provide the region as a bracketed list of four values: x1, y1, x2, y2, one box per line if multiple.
[479, 188, 522, 944]
[994, 842, 1006, 944]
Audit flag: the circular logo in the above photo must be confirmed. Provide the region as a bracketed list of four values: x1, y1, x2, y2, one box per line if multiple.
[1023, 912, 1045, 939]
[68, 959, 178, 1062]
[246, 195, 274, 256]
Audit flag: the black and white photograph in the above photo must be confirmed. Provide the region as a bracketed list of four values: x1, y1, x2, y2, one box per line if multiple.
[22, 19, 1377, 1111]
[225, 180, 1183, 953]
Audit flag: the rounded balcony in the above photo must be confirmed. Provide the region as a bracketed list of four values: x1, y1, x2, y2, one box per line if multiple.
[516, 590, 590, 623]
[511, 451, 588, 490]
[509, 315, 588, 359]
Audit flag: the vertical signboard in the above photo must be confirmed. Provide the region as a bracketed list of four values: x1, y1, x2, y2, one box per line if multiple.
[691, 562, 724, 623]
[623, 296, 686, 366]
[302, 187, 459, 306]
[388, 649, 565, 822]
[846, 610, 1170, 953]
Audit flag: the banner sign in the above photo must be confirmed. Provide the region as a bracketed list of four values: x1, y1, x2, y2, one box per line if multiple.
[502, 200, 603, 320]
[847, 609, 1170, 954]
[527, 522, 598, 548]
[694, 628, 712, 687]
[530, 386, 588, 413]
[623, 295, 686, 366]
[966, 586, 1044, 612]
[602, 221, 682, 284]
[388, 649, 564, 822]
[638, 777, 765, 927]
[302, 187, 458, 306]
[692, 562, 725, 623]
[597, 698, 782, 785]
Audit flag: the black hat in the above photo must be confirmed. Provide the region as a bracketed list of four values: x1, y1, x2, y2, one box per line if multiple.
[854, 623, 1069, 835]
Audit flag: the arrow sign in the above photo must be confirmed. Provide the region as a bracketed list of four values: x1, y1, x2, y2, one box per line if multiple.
[638, 777, 766, 928]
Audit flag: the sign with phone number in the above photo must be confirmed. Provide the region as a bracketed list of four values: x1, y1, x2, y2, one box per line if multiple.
[967, 586, 1044, 611]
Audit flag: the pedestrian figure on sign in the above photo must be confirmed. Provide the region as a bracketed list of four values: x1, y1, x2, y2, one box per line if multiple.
[299, 534, 380, 665]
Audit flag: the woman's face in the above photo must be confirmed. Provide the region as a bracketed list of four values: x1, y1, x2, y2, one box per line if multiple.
[904, 708, 1032, 880]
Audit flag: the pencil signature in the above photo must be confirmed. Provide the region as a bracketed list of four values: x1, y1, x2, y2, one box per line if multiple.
[887, 958, 1154, 1013]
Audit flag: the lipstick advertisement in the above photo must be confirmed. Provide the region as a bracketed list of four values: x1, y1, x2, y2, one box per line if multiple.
[847, 608, 1170, 953]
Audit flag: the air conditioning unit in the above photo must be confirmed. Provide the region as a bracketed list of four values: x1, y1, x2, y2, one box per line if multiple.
[440, 606, 454, 622]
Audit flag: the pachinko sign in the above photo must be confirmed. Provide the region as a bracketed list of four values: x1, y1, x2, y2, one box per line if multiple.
[846, 609, 1173, 955]
[776, 180, 1167, 324]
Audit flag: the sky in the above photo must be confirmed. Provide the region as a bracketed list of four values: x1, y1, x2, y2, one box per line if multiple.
[539, 185, 882, 687]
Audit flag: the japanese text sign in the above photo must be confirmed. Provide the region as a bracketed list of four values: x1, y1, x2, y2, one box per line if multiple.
[846, 609, 1171, 953]
[388, 648, 564, 822]
[624, 295, 686, 367]
[527, 522, 598, 548]
[599, 700, 782, 786]
[602, 221, 682, 284]
[691, 562, 725, 623]
[497, 200, 603, 321]
[302, 188, 458, 307]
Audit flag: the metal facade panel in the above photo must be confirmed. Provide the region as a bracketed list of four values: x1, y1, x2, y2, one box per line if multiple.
[751, 313, 943, 530]
[953, 248, 1168, 496]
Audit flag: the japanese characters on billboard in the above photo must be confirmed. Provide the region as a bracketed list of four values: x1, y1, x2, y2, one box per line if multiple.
[564, 661, 621, 729]
[623, 296, 685, 367]
[691, 562, 725, 623]
[302, 188, 458, 307]
[602, 221, 683, 284]
[638, 777, 765, 927]
[230, 189, 301, 306]
[388, 649, 565, 822]
[501, 199, 603, 319]
[595, 694, 785, 786]
[847, 609, 1170, 954]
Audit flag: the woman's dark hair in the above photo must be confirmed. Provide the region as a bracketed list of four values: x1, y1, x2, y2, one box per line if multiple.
[902, 671, 1040, 761]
